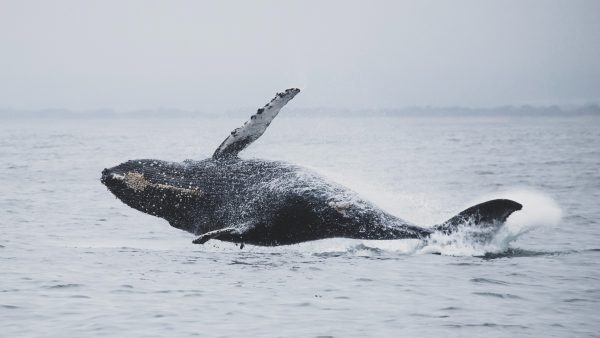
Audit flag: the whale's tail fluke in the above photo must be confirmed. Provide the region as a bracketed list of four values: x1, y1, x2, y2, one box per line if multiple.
[432, 199, 522, 235]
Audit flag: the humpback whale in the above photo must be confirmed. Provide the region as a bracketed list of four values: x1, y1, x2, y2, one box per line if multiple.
[101, 88, 522, 247]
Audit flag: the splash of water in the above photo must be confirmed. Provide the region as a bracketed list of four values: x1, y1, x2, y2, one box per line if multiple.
[419, 188, 562, 256]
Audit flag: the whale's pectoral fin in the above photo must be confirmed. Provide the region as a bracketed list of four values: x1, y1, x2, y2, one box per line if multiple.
[432, 199, 522, 235]
[192, 227, 238, 244]
[212, 88, 300, 159]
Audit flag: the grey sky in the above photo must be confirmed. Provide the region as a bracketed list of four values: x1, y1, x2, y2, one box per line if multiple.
[1, 0, 599, 112]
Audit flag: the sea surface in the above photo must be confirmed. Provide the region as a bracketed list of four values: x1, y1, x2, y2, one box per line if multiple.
[1, 113, 599, 337]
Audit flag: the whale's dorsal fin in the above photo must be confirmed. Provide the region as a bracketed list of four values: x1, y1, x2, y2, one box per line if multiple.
[212, 88, 300, 159]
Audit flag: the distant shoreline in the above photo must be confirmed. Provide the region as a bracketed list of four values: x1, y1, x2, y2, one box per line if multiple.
[1, 104, 599, 119]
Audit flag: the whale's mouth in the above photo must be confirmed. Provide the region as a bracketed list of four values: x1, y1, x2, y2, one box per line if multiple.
[101, 169, 124, 181]
[101, 168, 126, 187]
[101, 168, 151, 193]
[109, 172, 124, 180]
[100, 168, 134, 196]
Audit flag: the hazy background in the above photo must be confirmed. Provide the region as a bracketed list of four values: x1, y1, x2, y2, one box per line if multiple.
[2, 2, 600, 336]
[1, 0, 599, 113]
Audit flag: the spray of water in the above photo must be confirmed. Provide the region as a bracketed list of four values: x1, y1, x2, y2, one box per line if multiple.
[418, 188, 562, 256]
[274, 166, 563, 257]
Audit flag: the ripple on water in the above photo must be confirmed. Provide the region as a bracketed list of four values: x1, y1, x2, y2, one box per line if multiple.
[444, 323, 529, 329]
[448, 262, 479, 266]
[1, 305, 19, 309]
[463, 323, 529, 329]
[563, 298, 592, 303]
[183, 293, 203, 297]
[473, 292, 524, 299]
[46, 283, 83, 289]
[480, 248, 573, 259]
[440, 306, 461, 311]
[470, 277, 510, 285]
[410, 313, 450, 318]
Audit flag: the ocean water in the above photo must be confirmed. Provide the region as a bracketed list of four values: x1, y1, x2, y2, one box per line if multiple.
[1, 113, 599, 337]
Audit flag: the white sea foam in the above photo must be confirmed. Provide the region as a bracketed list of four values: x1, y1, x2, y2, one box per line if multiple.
[419, 188, 562, 256]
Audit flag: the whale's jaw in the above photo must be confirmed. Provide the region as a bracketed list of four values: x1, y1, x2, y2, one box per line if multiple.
[100, 160, 206, 233]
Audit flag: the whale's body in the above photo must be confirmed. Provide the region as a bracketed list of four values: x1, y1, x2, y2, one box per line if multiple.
[102, 158, 434, 245]
[101, 89, 522, 247]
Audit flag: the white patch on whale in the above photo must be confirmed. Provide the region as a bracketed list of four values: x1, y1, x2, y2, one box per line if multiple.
[122, 171, 203, 196]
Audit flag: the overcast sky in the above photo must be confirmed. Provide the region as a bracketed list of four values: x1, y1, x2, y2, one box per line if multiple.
[1, 0, 599, 112]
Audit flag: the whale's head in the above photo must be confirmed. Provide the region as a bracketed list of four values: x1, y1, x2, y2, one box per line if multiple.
[101, 159, 205, 230]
